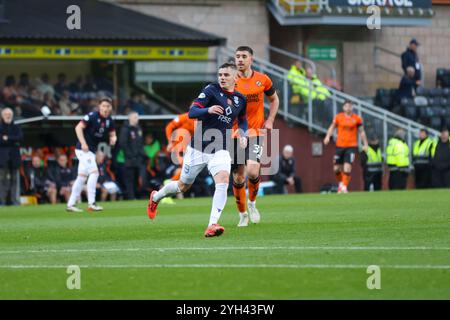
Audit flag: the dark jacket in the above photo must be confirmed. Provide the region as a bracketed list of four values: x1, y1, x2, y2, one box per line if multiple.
[432, 141, 450, 171]
[397, 75, 416, 102]
[48, 165, 75, 188]
[25, 166, 51, 192]
[119, 123, 145, 167]
[276, 155, 296, 182]
[0, 121, 23, 169]
[401, 48, 421, 82]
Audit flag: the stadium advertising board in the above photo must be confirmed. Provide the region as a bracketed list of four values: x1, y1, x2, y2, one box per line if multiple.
[0, 45, 208, 60]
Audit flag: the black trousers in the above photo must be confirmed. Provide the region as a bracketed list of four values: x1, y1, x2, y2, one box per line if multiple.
[431, 168, 450, 188]
[389, 171, 408, 190]
[273, 175, 302, 194]
[0, 166, 20, 205]
[363, 171, 382, 191]
[414, 166, 432, 189]
[124, 166, 140, 200]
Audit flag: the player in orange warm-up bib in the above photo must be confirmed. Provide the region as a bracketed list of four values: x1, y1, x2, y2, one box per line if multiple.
[232, 46, 279, 227]
[323, 100, 369, 193]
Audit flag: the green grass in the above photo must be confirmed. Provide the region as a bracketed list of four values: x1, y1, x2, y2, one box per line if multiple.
[0, 190, 449, 299]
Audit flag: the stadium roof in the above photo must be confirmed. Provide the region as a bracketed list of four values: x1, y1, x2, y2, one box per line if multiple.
[0, 0, 226, 46]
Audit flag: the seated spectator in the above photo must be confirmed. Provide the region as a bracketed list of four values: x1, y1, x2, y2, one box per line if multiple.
[2, 75, 19, 106]
[58, 90, 80, 115]
[271, 145, 302, 194]
[24, 156, 57, 204]
[48, 154, 76, 202]
[69, 76, 83, 96]
[43, 92, 60, 115]
[82, 75, 98, 92]
[54, 73, 68, 97]
[128, 93, 145, 115]
[396, 66, 416, 104]
[96, 151, 120, 201]
[36, 73, 55, 99]
[17, 73, 31, 99]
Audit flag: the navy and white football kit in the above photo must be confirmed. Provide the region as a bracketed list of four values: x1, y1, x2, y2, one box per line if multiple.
[180, 82, 247, 184]
[75, 111, 115, 176]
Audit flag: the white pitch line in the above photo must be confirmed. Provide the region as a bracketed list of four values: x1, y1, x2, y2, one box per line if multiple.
[0, 246, 449, 255]
[0, 264, 449, 270]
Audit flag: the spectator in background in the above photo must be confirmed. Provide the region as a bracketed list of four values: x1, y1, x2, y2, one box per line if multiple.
[287, 60, 305, 99]
[119, 112, 145, 199]
[96, 151, 119, 201]
[48, 154, 75, 203]
[271, 145, 302, 194]
[69, 76, 83, 96]
[59, 90, 79, 115]
[36, 73, 55, 98]
[304, 67, 330, 101]
[54, 73, 68, 97]
[431, 127, 450, 188]
[129, 93, 145, 115]
[412, 128, 433, 189]
[17, 73, 31, 99]
[43, 92, 60, 115]
[0, 108, 23, 206]
[25, 156, 57, 204]
[2, 75, 18, 107]
[401, 38, 421, 87]
[82, 75, 98, 92]
[144, 133, 161, 169]
[396, 67, 416, 104]
[386, 129, 410, 190]
[360, 136, 383, 191]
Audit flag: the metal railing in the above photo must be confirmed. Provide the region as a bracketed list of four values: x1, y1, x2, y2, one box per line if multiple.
[273, 0, 328, 15]
[217, 46, 439, 155]
[267, 45, 337, 82]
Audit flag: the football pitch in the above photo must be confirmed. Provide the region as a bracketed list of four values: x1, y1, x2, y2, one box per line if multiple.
[0, 190, 449, 300]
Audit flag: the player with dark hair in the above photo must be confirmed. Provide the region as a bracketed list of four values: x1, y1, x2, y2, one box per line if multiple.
[66, 97, 117, 212]
[147, 62, 248, 237]
[323, 100, 368, 193]
[232, 46, 279, 227]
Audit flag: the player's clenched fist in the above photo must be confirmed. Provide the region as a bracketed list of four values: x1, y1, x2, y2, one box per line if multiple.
[208, 105, 224, 115]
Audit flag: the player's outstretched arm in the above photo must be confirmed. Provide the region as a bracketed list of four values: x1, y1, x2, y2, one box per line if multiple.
[75, 121, 89, 152]
[323, 122, 335, 145]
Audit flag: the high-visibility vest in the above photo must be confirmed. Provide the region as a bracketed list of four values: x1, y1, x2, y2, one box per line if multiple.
[386, 138, 410, 170]
[365, 146, 383, 173]
[287, 66, 307, 95]
[412, 137, 433, 165]
[311, 76, 330, 101]
[431, 138, 450, 157]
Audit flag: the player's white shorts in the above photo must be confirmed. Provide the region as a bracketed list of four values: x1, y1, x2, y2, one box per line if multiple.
[75, 149, 98, 176]
[180, 145, 231, 185]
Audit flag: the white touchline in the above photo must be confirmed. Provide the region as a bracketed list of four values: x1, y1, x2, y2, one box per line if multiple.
[0, 246, 449, 255]
[0, 264, 449, 269]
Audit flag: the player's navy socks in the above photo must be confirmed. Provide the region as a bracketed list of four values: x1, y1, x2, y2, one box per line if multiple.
[153, 181, 180, 202]
[67, 175, 87, 207]
[209, 183, 228, 226]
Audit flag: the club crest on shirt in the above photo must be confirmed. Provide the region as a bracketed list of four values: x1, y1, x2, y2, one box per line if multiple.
[233, 96, 239, 106]
[256, 80, 262, 87]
